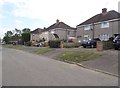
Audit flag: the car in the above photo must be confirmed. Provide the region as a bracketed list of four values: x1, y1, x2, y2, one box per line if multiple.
[81, 38, 100, 48]
[34, 42, 43, 47]
[113, 34, 120, 50]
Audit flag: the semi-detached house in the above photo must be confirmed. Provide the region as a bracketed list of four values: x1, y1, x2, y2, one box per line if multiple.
[76, 8, 120, 41]
[30, 20, 76, 41]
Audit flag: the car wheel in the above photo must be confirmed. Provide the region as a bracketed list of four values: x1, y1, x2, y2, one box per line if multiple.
[91, 45, 94, 48]
[115, 47, 119, 50]
[83, 46, 86, 48]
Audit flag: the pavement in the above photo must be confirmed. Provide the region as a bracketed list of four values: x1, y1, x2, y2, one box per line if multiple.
[2, 47, 118, 86]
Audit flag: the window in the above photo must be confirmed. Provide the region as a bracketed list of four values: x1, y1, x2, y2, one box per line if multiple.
[67, 31, 70, 35]
[84, 35, 90, 40]
[99, 34, 109, 41]
[101, 21, 109, 28]
[84, 25, 91, 30]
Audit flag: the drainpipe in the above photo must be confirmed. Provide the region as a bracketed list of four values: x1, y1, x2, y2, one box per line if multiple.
[91, 23, 94, 39]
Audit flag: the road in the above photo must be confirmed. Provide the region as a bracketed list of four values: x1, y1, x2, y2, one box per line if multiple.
[0, 45, 2, 87]
[2, 48, 118, 86]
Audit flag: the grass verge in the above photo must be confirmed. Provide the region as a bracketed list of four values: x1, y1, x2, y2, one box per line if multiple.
[2, 44, 26, 50]
[58, 51, 101, 63]
[32, 48, 54, 54]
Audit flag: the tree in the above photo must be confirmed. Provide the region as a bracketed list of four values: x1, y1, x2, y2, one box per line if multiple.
[5, 31, 13, 37]
[21, 32, 30, 44]
[22, 28, 31, 33]
[3, 35, 10, 44]
[15, 28, 21, 36]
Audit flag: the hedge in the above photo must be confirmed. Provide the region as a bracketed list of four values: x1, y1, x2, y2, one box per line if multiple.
[48, 40, 61, 48]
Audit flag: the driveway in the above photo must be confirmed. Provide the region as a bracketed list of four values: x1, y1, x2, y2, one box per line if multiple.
[2, 48, 118, 86]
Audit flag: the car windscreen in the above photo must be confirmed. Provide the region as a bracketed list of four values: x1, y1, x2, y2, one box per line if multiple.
[115, 35, 120, 39]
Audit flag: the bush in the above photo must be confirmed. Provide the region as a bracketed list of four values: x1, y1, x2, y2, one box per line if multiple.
[48, 40, 61, 48]
[102, 41, 114, 50]
[25, 41, 31, 46]
[21, 33, 30, 44]
[64, 43, 80, 48]
[108, 37, 114, 41]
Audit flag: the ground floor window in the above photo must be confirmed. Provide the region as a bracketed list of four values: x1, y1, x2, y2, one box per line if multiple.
[99, 34, 109, 41]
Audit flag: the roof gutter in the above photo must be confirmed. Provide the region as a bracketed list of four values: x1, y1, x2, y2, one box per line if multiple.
[77, 18, 120, 28]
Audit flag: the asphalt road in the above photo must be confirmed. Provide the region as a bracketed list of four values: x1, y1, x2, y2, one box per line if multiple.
[2, 48, 118, 86]
[0, 45, 2, 87]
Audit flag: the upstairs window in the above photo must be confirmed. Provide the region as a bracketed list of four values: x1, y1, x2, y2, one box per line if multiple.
[101, 21, 109, 28]
[84, 25, 91, 30]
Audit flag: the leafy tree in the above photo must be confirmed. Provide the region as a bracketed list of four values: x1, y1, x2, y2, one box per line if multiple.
[5, 31, 13, 37]
[22, 28, 31, 33]
[21, 32, 30, 44]
[15, 28, 21, 36]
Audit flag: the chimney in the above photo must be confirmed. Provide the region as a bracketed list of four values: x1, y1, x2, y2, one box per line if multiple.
[102, 8, 107, 15]
[56, 19, 59, 24]
[44, 27, 46, 29]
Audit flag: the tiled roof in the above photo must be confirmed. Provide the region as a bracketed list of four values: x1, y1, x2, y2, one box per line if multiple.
[46, 21, 76, 30]
[31, 28, 44, 34]
[77, 10, 120, 26]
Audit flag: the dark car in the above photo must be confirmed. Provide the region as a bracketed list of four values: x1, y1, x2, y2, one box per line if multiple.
[113, 34, 120, 50]
[81, 38, 100, 48]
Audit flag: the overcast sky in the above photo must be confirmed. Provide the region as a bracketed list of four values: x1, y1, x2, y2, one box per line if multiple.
[0, 0, 120, 38]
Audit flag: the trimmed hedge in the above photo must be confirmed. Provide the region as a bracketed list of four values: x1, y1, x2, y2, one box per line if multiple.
[102, 41, 114, 50]
[25, 41, 31, 46]
[48, 40, 61, 48]
[64, 43, 80, 48]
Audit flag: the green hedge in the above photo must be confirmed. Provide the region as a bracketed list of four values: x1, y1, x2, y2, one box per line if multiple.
[48, 40, 61, 48]
[102, 41, 114, 50]
[64, 43, 80, 48]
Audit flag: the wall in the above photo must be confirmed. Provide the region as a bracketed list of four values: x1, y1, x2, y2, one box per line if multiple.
[76, 20, 119, 41]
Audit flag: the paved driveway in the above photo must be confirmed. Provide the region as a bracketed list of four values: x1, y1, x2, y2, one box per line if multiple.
[2, 48, 118, 86]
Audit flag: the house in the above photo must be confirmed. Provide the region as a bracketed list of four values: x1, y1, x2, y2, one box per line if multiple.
[76, 8, 120, 41]
[30, 28, 44, 42]
[45, 19, 76, 40]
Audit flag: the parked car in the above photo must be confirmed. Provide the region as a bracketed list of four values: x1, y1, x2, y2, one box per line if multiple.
[34, 42, 44, 47]
[81, 38, 100, 48]
[113, 34, 120, 50]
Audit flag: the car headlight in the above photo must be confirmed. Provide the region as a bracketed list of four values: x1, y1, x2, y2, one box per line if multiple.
[78, 40, 81, 43]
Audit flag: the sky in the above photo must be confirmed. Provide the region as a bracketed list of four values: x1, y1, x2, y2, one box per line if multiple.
[0, 0, 120, 38]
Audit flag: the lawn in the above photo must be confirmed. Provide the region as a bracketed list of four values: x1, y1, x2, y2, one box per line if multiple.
[58, 51, 101, 63]
[2, 44, 27, 50]
[32, 48, 54, 54]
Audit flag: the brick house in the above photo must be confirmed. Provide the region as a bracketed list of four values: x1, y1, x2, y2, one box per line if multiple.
[30, 20, 76, 41]
[30, 28, 44, 41]
[76, 8, 120, 41]
[45, 19, 76, 41]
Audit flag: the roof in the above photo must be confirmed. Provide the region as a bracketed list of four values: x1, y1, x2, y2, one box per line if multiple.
[77, 10, 120, 26]
[31, 28, 44, 34]
[46, 21, 76, 30]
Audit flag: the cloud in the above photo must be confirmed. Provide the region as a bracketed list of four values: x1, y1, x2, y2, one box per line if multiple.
[0, 0, 119, 36]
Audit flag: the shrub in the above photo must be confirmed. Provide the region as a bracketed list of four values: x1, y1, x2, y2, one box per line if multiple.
[64, 43, 80, 48]
[102, 41, 114, 50]
[49, 40, 61, 48]
[108, 37, 114, 41]
[21, 33, 30, 44]
[25, 41, 31, 46]
[48, 40, 61, 48]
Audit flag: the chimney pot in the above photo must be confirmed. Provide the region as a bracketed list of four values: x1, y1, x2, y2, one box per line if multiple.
[102, 8, 107, 13]
[56, 19, 59, 24]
